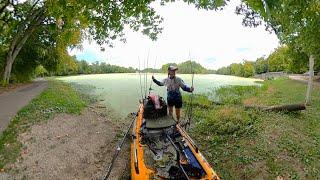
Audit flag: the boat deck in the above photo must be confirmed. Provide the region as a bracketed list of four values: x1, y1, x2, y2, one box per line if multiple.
[145, 115, 176, 129]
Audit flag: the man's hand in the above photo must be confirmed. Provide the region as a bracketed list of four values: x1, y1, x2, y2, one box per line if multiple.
[152, 75, 155, 80]
[190, 86, 194, 92]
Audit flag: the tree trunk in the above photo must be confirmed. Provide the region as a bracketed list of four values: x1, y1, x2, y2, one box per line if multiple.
[2, 32, 32, 85]
[2, 54, 13, 85]
[305, 55, 314, 105]
[245, 103, 306, 112]
[2, 38, 16, 86]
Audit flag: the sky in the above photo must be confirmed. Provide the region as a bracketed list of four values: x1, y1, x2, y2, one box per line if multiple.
[69, 0, 280, 70]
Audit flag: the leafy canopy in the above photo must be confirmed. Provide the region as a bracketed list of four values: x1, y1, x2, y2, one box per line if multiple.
[237, 0, 320, 58]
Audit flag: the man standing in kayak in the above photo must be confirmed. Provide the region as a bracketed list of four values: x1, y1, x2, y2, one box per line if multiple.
[152, 65, 194, 122]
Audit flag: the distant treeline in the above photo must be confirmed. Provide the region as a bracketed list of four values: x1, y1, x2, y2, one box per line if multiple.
[7, 45, 319, 82]
[139, 61, 212, 74]
[57, 60, 137, 76]
[160, 61, 215, 74]
[35, 58, 215, 77]
[214, 46, 320, 77]
[34, 60, 137, 77]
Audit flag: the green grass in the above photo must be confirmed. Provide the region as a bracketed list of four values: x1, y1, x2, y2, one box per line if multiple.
[186, 78, 320, 179]
[0, 80, 94, 169]
[214, 85, 266, 105]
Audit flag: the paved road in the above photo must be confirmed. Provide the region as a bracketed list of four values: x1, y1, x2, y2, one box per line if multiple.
[0, 79, 48, 134]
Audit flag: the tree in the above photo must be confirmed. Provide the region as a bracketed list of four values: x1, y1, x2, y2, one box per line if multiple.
[1, 1, 48, 84]
[160, 61, 208, 74]
[230, 63, 244, 76]
[243, 61, 255, 77]
[161, 63, 178, 73]
[255, 57, 268, 74]
[1, 0, 226, 86]
[178, 60, 207, 74]
[35, 65, 48, 77]
[6, 23, 62, 82]
[1, 0, 162, 85]
[55, 53, 78, 76]
[77, 60, 90, 74]
[237, 0, 320, 105]
[267, 46, 289, 72]
[286, 45, 309, 74]
[216, 66, 231, 75]
[216, 61, 255, 77]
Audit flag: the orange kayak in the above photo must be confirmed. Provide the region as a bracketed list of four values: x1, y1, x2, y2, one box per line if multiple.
[130, 103, 220, 180]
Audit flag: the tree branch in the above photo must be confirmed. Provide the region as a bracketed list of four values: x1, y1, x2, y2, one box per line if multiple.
[12, 12, 45, 60]
[10, 0, 43, 37]
[7, 6, 44, 61]
[11, 6, 45, 50]
[0, 1, 10, 15]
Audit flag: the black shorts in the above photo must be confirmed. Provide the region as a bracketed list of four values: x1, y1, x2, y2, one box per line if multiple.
[167, 97, 182, 108]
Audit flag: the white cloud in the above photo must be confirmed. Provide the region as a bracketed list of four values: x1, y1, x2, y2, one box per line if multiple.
[69, 0, 279, 70]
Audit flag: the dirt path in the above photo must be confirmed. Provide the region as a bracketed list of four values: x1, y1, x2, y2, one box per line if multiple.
[0, 79, 48, 134]
[289, 75, 320, 86]
[0, 103, 131, 180]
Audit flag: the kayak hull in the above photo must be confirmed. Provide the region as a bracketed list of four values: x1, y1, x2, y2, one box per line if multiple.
[131, 104, 220, 180]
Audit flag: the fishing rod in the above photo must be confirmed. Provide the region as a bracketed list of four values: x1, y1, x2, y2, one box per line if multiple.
[166, 134, 190, 180]
[102, 113, 137, 180]
[145, 50, 150, 98]
[143, 56, 146, 99]
[138, 57, 144, 101]
[186, 55, 195, 131]
[148, 57, 157, 94]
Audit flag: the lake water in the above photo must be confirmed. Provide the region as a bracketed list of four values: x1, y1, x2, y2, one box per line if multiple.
[58, 73, 262, 117]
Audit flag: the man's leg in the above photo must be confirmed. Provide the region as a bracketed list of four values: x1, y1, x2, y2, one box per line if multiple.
[175, 97, 183, 122]
[175, 108, 181, 122]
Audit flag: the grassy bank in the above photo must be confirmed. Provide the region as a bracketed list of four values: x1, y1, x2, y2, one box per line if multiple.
[0, 80, 94, 170]
[186, 78, 320, 179]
